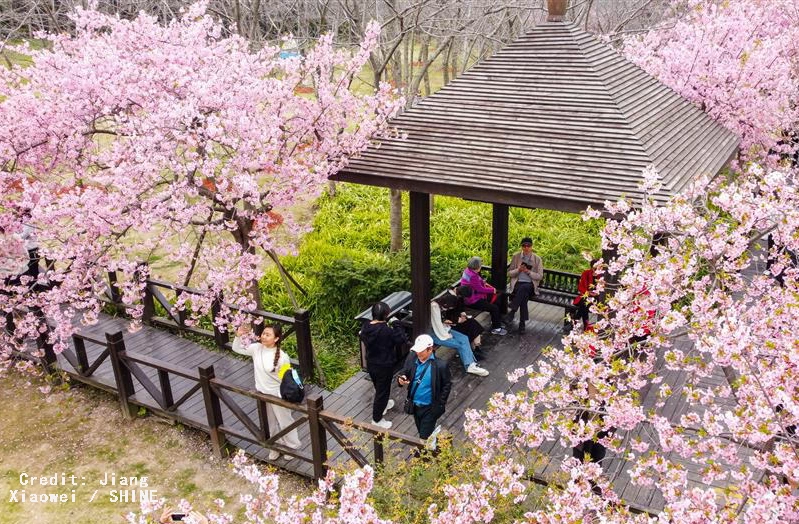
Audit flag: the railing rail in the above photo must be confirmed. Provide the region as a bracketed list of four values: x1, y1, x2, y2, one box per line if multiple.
[98, 264, 315, 380]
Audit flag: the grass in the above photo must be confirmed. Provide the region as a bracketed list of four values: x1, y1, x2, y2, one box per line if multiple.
[0, 372, 312, 524]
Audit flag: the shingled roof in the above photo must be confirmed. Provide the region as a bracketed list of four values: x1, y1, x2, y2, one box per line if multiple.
[334, 21, 740, 213]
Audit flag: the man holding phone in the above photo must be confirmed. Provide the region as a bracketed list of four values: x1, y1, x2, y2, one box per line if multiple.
[505, 237, 543, 334]
[398, 335, 452, 444]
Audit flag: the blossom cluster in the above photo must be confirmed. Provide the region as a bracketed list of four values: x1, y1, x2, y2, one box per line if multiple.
[0, 1, 402, 362]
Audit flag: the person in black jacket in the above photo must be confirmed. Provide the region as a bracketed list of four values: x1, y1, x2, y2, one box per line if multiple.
[361, 301, 408, 429]
[398, 334, 452, 441]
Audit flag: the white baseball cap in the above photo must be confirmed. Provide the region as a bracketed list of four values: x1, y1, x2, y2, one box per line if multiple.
[410, 334, 434, 353]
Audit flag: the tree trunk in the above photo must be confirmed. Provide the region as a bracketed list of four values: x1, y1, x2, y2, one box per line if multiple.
[389, 189, 403, 252]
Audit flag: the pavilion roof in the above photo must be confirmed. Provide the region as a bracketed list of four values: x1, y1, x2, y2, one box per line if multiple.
[334, 21, 739, 213]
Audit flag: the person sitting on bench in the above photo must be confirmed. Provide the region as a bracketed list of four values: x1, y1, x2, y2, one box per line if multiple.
[435, 287, 485, 356]
[504, 237, 543, 334]
[460, 256, 506, 335]
[430, 301, 489, 376]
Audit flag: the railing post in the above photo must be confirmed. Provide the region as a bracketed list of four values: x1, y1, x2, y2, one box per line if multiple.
[199, 365, 228, 458]
[158, 369, 174, 409]
[73, 335, 89, 375]
[106, 331, 136, 419]
[306, 393, 327, 480]
[294, 309, 314, 380]
[32, 307, 58, 377]
[374, 435, 385, 465]
[211, 294, 229, 349]
[135, 262, 155, 323]
[107, 270, 122, 309]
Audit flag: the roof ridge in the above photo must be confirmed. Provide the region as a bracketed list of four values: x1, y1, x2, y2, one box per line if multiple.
[563, 24, 655, 171]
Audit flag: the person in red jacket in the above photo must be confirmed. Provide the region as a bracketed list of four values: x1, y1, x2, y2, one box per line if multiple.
[572, 258, 599, 331]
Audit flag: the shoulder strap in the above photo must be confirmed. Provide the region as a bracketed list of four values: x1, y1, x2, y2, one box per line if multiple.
[408, 361, 431, 401]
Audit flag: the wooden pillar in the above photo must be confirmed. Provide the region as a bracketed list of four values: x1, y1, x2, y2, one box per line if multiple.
[135, 262, 155, 322]
[199, 365, 228, 458]
[491, 203, 509, 312]
[306, 393, 328, 480]
[210, 294, 229, 349]
[409, 191, 431, 337]
[293, 309, 314, 380]
[107, 331, 136, 420]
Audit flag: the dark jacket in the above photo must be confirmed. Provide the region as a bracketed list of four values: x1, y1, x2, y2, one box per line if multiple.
[361, 321, 407, 370]
[400, 353, 452, 408]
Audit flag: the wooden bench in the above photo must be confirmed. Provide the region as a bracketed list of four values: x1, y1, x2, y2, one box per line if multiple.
[529, 268, 581, 330]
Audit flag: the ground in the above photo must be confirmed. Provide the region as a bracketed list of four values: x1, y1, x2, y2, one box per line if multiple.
[0, 372, 312, 524]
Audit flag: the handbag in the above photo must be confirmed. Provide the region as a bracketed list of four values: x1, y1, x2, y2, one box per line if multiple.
[403, 362, 431, 415]
[278, 362, 305, 403]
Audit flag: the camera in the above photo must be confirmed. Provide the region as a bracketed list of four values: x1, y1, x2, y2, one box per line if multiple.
[521, 262, 533, 270]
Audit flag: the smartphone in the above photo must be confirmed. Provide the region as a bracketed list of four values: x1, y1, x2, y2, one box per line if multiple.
[171, 514, 186, 522]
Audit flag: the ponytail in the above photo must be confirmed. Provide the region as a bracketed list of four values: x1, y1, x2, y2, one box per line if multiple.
[267, 324, 283, 372]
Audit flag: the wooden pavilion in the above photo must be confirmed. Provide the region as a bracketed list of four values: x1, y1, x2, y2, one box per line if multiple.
[332, 0, 739, 336]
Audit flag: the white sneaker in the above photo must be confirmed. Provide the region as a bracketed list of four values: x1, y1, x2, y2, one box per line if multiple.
[383, 399, 395, 416]
[372, 418, 392, 429]
[466, 363, 489, 376]
[426, 425, 442, 450]
[268, 450, 280, 460]
[491, 327, 508, 336]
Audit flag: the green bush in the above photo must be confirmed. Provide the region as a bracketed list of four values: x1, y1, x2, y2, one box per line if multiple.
[260, 184, 602, 388]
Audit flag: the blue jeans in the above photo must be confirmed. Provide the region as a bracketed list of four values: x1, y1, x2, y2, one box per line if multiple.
[430, 329, 475, 369]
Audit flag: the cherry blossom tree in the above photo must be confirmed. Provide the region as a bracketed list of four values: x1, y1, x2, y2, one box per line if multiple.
[0, 1, 401, 363]
[623, 0, 799, 164]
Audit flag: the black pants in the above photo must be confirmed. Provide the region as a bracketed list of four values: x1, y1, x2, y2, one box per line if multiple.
[508, 282, 534, 323]
[413, 403, 444, 439]
[574, 298, 589, 326]
[572, 436, 607, 463]
[368, 365, 394, 422]
[470, 298, 501, 328]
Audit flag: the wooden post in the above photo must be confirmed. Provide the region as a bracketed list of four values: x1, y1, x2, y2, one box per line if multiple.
[158, 369, 174, 409]
[135, 262, 155, 322]
[491, 203, 510, 313]
[374, 435, 385, 465]
[107, 270, 121, 306]
[409, 191, 432, 337]
[199, 365, 228, 458]
[32, 307, 58, 376]
[210, 294, 229, 349]
[73, 335, 89, 375]
[306, 393, 328, 480]
[293, 309, 314, 380]
[106, 331, 136, 420]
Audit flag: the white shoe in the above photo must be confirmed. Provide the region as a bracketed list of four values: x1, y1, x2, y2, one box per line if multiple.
[467, 363, 489, 376]
[491, 327, 508, 336]
[426, 425, 442, 450]
[383, 399, 395, 416]
[372, 418, 392, 429]
[268, 450, 280, 460]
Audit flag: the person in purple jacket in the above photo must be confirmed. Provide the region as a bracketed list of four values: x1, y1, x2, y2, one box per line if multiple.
[459, 256, 507, 335]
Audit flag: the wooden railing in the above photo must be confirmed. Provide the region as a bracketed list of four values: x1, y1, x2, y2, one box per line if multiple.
[99, 264, 315, 380]
[47, 329, 425, 480]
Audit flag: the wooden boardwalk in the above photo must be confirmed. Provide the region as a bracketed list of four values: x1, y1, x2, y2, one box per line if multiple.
[34, 300, 740, 515]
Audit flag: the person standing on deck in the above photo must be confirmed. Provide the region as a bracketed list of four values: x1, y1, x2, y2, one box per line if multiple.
[361, 301, 408, 429]
[398, 335, 452, 446]
[504, 237, 543, 334]
[233, 323, 301, 461]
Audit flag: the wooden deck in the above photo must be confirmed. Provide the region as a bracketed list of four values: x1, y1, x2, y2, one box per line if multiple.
[35, 300, 739, 515]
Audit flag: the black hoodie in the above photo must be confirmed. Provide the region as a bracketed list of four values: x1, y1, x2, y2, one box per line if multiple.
[360, 321, 408, 370]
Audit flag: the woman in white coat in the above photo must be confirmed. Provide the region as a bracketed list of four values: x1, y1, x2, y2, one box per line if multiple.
[232, 323, 301, 460]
